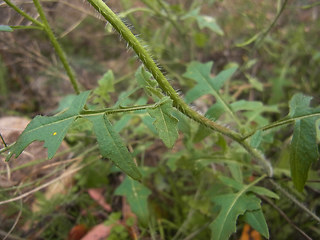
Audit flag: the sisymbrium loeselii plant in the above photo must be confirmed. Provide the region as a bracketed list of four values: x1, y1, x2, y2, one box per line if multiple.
[0, 0, 319, 239]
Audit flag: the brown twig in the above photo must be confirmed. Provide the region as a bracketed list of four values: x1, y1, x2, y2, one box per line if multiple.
[260, 195, 313, 240]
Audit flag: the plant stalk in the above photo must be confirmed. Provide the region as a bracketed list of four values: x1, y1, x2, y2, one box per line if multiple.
[86, 0, 273, 176]
[86, 0, 240, 140]
[3, 0, 44, 28]
[33, 0, 81, 94]
[269, 179, 320, 223]
[255, 0, 289, 48]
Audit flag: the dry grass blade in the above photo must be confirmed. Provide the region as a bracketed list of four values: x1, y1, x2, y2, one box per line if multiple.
[0, 159, 96, 205]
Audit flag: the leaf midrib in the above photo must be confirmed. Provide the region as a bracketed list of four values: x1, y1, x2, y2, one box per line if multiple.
[215, 175, 266, 239]
[159, 106, 171, 141]
[102, 116, 136, 174]
[19, 115, 76, 136]
[217, 183, 252, 238]
[194, 68, 238, 122]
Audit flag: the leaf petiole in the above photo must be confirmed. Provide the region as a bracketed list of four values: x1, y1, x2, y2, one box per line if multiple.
[80, 100, 168, 115]
[242, 111, 320, 140]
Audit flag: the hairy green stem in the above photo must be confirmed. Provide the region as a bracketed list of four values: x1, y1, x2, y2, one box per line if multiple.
[32, 0, 81, 94]
[86, 0, 273, 176]
[3, 0, 44, 28]
[80, 101, 167, 115]
[240, 141, 273, 176]
[86, 0, 239, 139]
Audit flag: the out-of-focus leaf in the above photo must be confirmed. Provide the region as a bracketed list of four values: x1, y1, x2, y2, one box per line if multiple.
[218, 176, 279, 199]
[231, 100, 263, 112]
[113, 114, 132, 133]
[182, 8, 223, 35]
[184, 61, 237, 104]
[136, 66, 163, 100]
[246, 74, 263, 91]
[115, 176, 151, 225]
[250, 130, 262, 148]
[228, 162, 243, 183]
[53, 94, 77, 113]
[147, 97, 179, 148]
[93, 70, 115, 104]
[231, 100, 278, 127]
[206, 101, 225, 120]
[0, 25, 13, 32]
[250, 186, 279, 199]
[172, 110, 192, 137]
[197, 15, 224, 35]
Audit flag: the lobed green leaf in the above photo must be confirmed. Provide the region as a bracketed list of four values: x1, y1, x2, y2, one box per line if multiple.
[182, 8, 224, 35]
[210, 194, 261, 240]
[6, 91, 90, 161]
[115, 175, 151, 225]
[93, 70, 115, 104]
[136, 66, 163, 100]
[184, 61, 237, 104]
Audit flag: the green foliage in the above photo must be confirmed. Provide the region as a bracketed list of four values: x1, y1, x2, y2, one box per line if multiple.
[182, 8, 224, 35]
[184, 61, 237, 104]
[147, 97, 179, 148]
[6, 91, 90, 160]
[83, 114, 141, 180]
[243, 209, 269, 238]
[210, 194, 261, 240]
[93, 70, 115, 105]
[209, 176, 275, 240]
[288, 93, 320, 191]
[2, 0, 320, 239]
[6, 90, 141, 180]
[136, 66, 163, 100]
[115, 175, 151, 225]
[104, 212, 130, 240]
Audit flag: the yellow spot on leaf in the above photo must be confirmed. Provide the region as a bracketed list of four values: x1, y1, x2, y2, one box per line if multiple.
[53, 132, 57, 136]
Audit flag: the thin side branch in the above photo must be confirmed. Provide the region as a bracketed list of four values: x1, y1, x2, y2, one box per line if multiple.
[33, 0, 81, 94]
